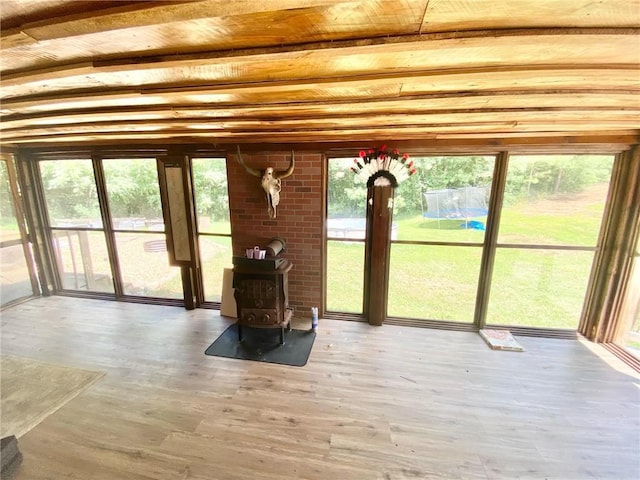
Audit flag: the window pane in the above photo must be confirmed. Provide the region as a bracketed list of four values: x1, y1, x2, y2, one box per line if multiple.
[328, 157, 367, 218]
[327, 158, 367, 238]
[1, 244, 35, 305]
[199, 235, 232, 302]
[618, 233, 640, 359]
[40, 160, 103, 228]
[326, 158, 366, 314]
[499, 155, 613, 246]
[192, 158, 230, 235]
[115, 232, 182, 298]
[394, 156, 494, 243]
[0, 161, 20, 244]
[388, 244, 480, 322]
[51, 230, 113, 292]
[487, 249, 594, 329]
[103, 159, 164, 231]
[326, 240, 364, 313]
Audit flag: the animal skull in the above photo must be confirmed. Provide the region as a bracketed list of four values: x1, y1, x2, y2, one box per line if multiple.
[236, 145, 295, 219]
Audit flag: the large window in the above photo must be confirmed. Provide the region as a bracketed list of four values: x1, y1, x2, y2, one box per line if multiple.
[487, 154, 614, 329]
[36, 152, 233, 304]
[326, 152, 617, 333]
[326, 154, 495, 322]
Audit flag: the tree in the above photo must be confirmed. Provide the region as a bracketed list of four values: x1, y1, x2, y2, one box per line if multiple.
[503, 155, 613, 204]
[103, 159, 162, 219]
[191, 158, 230, 222]
[327, 158, 366, 217]
[395, 156, 493, 217]
[39, 159, 101, 222]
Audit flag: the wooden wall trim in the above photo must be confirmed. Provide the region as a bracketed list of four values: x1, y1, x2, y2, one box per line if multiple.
[474, 151, 508, 328]
[10, 137, 640, 155]
[580, 145, 640, 341]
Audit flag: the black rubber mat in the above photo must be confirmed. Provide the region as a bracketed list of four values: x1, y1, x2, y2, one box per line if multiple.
[204, 323, 316, 367]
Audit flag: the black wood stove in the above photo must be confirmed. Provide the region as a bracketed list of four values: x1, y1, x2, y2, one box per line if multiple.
[232, 239, 293, 345]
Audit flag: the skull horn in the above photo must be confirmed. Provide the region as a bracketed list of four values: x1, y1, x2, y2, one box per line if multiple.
[275, 150, 295, 179]
[236, 145, 261, 177]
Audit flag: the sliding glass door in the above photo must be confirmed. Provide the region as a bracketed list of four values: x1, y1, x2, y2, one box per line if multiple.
[34, 150, 232, 306]
[325, 158, 367, 314]
[387, 155, 495, 323]
[102, 158, 182, 299]
[0, 155, 39, 306]
[192, 156, 232, 303]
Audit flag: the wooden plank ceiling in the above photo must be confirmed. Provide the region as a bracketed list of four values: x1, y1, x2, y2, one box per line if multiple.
[1, 0, 639, 148]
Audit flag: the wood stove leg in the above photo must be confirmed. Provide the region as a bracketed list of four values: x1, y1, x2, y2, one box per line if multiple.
[238, 324, 243, 343]
[279, 326, 285, 345]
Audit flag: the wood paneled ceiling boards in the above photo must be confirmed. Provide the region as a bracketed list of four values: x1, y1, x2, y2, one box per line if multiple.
[1, 1, 639, 148]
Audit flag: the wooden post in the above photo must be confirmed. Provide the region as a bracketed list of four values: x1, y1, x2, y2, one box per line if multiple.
[365, 185, 394, 326]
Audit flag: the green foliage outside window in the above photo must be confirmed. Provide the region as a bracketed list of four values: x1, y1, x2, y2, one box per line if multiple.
[39, 160, 101, 222]
[329, 154, 613, 220]
[103, 159, 162, 219]
[503, 155, 612, 205]
[191, 158, 230, 223]
[38, 157, 232, 227]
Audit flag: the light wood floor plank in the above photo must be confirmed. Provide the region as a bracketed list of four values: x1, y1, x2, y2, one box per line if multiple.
[1, 296, 638, 480]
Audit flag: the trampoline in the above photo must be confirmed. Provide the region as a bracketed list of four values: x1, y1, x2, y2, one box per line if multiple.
[422, 186, 489, 229]
[327, 218, 398, 240]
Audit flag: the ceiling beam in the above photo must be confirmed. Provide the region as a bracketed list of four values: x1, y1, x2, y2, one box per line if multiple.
[3, 91, 640, 129]
[1, 0, 342, 42]
[3, 32, 638, 99]
[3, 67, 639, 117]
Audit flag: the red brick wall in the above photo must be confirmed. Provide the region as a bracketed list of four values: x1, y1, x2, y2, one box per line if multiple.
[227, 150, 324, 318]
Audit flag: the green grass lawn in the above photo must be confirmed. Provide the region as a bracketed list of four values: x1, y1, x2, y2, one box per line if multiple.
[326, 240, 365, 313]
[328, 192, 607, 329]
[156, 235, 232, 302]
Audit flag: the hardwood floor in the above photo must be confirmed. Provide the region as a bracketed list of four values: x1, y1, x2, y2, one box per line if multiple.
[1, 296, 638, 480]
